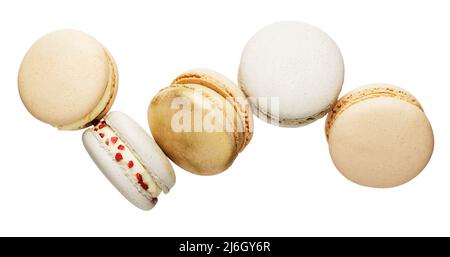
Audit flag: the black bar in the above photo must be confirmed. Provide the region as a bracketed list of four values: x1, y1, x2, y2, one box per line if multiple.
[0, 237, 442, 256]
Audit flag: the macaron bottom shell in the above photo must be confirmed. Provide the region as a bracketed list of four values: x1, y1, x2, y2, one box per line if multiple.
[246, 95, 331, 127]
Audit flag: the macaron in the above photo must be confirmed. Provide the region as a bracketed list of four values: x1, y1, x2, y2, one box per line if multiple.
[83, 111, 175, 210]
[18, 29, 118, 130]
[325, 84, 434, 188]
[148, 69, 253, 175]
[238, 21, 344, 127]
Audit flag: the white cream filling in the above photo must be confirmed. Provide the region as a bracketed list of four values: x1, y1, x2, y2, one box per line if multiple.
[93, 121, 162, 199]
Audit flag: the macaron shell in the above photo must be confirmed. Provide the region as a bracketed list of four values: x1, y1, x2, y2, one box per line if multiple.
[105, 111, 175, 192]
[82, 129, 156, 210]
[18, 29, 117, 129]
[174, 69, 253, 152]
[325, 84, 421, 140]
[149, 84, 240, 175]
[253, 101, 330, 127]
[328, 97, 434, 188]
[238, 21, 344, 126]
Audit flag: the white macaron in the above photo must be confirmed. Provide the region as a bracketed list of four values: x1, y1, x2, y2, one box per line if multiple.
[239, 21, 345, 127]
[82, 111, 175, 210]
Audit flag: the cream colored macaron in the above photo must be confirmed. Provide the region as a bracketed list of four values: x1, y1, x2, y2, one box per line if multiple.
[148, 69, 253, 175]
[325, 84, 434, 188]
[18, 29, 118, 130]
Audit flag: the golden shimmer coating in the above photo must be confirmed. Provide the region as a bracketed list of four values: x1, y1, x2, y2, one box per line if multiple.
[148, 69, 253, 175]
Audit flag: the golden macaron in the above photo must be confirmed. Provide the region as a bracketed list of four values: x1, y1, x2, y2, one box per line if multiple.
[148, 69, 253, 175]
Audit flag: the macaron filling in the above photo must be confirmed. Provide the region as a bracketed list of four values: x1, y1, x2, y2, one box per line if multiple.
[173, 72, 252, 152]
[93, 120, 161, 200]
[57, 50, 118, 130]
[325, 86, 423, 140]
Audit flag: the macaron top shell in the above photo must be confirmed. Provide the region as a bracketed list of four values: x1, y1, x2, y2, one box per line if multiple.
[173, 69, 253, 151]
[327, 85, 434, 188]
[18, 29, 118, 130]
[105, 111, 176, 192]
[149, 83, 240, 175]
[239, 21, 344, 127]
[325, 85, 422, 140]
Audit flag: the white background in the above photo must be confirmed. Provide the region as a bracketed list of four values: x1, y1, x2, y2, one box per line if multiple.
[0, 0, 448, 236]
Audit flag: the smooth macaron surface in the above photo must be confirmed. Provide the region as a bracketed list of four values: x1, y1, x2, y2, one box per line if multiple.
[172, 69, 253, 151]
[149, 84, 239, 175]
[239, 21, 344, 127]
[83, 111, 175, 210]
[148, 70, 251, 175]
[19, 29, 118, 130]
[326, 85, 434, 188]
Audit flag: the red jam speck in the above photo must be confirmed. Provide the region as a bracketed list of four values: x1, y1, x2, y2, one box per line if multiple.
[99, 133, 105, 138]
[128, 161, 134, 168]
[140, 182, 149, 191]
[118, 145, 125, 151]
[115, 153, 123, 161]
[111, 137, 118, 144]
[135, 173, 149, 191]
[98, 124, 106, 129]
[136, 173, 143, 182]
[94, 128, 98, 132]
[105, 140, 109, 146]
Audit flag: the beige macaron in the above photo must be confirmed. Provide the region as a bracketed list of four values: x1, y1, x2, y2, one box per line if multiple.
[18, 29, 118, 130]
[325, 84, 434, 188]
[148, 69, 253, 175]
